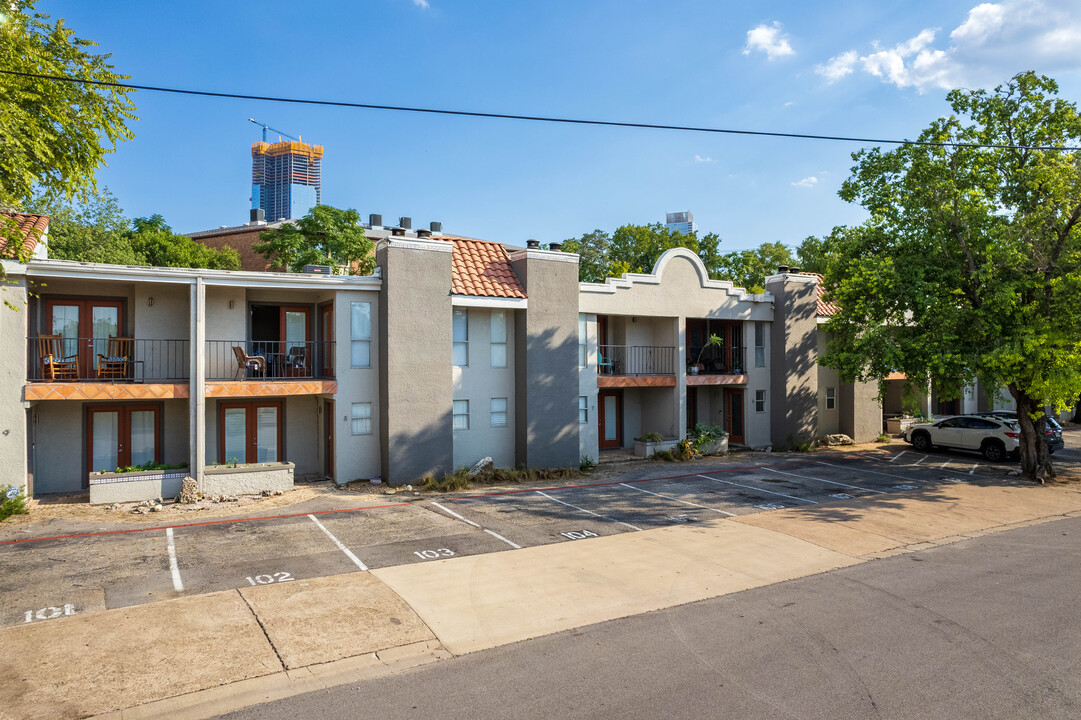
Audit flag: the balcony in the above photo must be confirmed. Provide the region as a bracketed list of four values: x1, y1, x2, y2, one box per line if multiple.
[687, 345, 749, 386]
[597, 345, 677, 387]
[205, 340, 335, 381]
[29, 337, 191, 383]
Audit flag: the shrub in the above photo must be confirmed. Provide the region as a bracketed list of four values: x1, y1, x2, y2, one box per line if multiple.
[876, 433, 892, 443]
[675, 438, 698, 460]
[1, 485, 29, 522]
[421, 466, 584, 491]
[650, 449, 675, 461]
[105, 461, 188, 474]
[785, 434, 815, 452]
[636, 432, 664, 443]
[580, 455, 597, 472]
[691, 422, 728, 450]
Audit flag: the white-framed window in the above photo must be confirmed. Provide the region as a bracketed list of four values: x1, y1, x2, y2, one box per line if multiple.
[490, 311, 507, 368]
[755, 389, 766, 413]
[578, 396, 588, 424]
[754, 322, 766, 368]
[452, 399, 469, 430]
[826, 387, 836, 410]
[350, 302, 371, 368]
[453, 309, 468, 366]
[578, 314, 587, 368]
[490, 397, 508, 427]
[351, 402, 372, 435]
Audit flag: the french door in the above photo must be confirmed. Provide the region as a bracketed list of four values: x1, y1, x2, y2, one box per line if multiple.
[726, 389, 744, 444]
[598, 390, 623, 449]
[86, 405, 161, 481]
[319, 304, 334, 377]
[45, 298, 124, 378]
[220, 401, 283, 464]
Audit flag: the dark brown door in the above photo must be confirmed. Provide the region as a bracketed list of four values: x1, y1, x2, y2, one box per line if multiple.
[219, 401, 283, 464]
[687, 387, 698, 433]
[86, 405, 161, 483]
[280, 306, 312, 376]
[324, 399, 335, 480]
[726, 389, 744, 444]
[46, 298, 124, 378]
[598, 390, 623, 449]
[319, 304, 334, 377]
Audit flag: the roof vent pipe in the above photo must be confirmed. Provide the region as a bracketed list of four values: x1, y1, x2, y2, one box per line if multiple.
[430, 221, 442, 233]
[391, 227, 405, 236]
[526, 239, 540, 249]
[399, 216, 412, 229]
[776, 265, 789, 274]
[548, 241, 563, 251]
[790, 267, 802, 274]
[417, 229, 431, 238]
[369, 214, 382, 227]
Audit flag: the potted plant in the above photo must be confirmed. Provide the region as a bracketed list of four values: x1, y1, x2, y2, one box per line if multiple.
[689, 333, 723, 375]
[691, 422, 729, 455]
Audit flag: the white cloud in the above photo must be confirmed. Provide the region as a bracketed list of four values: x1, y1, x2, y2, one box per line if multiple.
[815, 50, 858, 82]
[744, 21, 795, 60]
[818, 0, 1081, 93]
[694, 154, 715, 163]
[792, 176, 818, 188]
[412, 0, 429, 8]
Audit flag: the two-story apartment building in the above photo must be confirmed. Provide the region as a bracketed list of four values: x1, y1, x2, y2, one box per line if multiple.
[1, 213, 883, 500]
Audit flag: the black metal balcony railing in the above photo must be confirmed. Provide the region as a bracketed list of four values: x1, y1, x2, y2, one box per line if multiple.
[28, 337, 191, 382]
[598, 345, 677, 376]
[205, 340, 336, 381]
[688, 345, 747, 374]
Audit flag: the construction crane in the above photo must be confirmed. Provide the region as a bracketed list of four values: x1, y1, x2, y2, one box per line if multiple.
[248, 118, 300, 143]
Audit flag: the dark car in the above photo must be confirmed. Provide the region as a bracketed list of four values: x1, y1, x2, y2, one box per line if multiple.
[975, 412, 1064, 453]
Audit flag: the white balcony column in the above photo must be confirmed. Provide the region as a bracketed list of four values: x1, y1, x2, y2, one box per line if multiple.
[189, 278, 206, 486]
[678, 315, 688, 438]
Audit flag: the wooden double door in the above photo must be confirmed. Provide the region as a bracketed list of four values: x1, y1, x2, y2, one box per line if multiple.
[87, 404, 161, 481]
[45, 298, 124, 378]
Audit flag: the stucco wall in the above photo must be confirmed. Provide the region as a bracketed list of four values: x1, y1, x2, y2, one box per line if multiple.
[742, 320, 771, 448]
[578, 314, 599, 462]
[333, 289, 381, 484]
[511, 250, 580, 469]
[452, 307, 516, 470]
[640, 387, 678, 438]
[377, 239, 454, 483]
[0, 270, 28, 491]
[816, 330, 841, 436]
[285, 395, 318, 474]
[766, 273, 819, 448]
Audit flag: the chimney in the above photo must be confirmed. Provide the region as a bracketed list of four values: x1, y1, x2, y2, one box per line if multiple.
[526, 239, 541, 249]
[430, 221, 442, 233]
[391, 227, 405, 236]
[777, 265, 790, 274]
[399, 216, 412, 230]
[548, 241, 563, 252]
[417, 229, 431, 238]
[369, 213, 382, 227]
[250, 208, 265, 223]
[790, 267, 803, 274]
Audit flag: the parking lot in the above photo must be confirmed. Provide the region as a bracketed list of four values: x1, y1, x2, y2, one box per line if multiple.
[0, 446, 1051, 629]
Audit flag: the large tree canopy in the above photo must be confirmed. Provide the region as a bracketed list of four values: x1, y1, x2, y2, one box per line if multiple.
[562, 224, 722, 283]
[820, 72, 1081, 480]
[254, 205, 375, 275]
[0, 0, 136, 216]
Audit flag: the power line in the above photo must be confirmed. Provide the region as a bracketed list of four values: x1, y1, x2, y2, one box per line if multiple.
[3, 68, 1078, 152]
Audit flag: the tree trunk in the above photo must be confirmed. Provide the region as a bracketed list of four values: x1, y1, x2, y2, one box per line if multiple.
[1008, 385, 1054, 482]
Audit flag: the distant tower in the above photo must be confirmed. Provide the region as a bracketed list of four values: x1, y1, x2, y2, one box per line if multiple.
[665, 211, 697, 235]
[251, 140, 323, 222]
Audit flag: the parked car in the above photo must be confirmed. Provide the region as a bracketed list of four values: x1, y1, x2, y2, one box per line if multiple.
[902, 414, 1020, 461]
[974, 411, 1064, 454]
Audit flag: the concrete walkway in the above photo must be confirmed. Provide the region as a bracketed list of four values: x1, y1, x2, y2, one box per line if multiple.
[2, 480, 1079, 720]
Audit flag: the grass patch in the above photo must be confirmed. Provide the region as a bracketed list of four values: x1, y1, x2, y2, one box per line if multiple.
[420, 466, 585, 492]
[876, 433, 893, 443]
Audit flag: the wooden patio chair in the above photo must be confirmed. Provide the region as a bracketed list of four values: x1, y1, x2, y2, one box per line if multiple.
[232, 346, 267, 380]
[37, 334, 78, 380]
[97, 336, 133, 380]
[283, 345, 308, 377]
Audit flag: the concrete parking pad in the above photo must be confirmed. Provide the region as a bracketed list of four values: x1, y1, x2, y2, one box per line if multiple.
[0, 589, 280, 720]
[238, 571, 437, 670]
[735, 482, 1081, 556]
[371, 518, 859, 655]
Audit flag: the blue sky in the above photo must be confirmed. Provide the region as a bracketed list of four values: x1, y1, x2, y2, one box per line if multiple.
[40, 0, 1081, 251]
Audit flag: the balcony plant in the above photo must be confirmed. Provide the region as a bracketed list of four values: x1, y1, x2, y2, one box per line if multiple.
[688, 333, 723, 375]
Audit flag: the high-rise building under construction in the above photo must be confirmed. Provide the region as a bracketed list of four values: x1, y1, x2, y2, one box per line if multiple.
[251, 140, 323, 222]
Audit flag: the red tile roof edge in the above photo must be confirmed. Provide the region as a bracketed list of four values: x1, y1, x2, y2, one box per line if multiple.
[0, 213, 49, 259]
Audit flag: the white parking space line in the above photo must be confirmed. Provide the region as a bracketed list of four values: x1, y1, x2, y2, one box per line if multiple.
[483, 529, 522, 549]
[696, 474, 818, 505]
[816, 461, 925, 482]
[969, 465, 978, 475]
[308, 514, 368, 571]
[912, 455, 929, 465]
[762, 467, 886, 494]
[431, 502, 480, 528]
[619, 483, 737, 516]
[888, 451, 907, 463]
[940, 460, 951, 469]
[165, 528, 183, 592]
[536, 491, 643, 531]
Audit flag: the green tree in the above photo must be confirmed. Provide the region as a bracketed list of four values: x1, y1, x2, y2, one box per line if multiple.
[0, 1, 137, 216]
[608, 223, 698, 277]
[794, 233, 834, 275]
[821, 72, 1081, 481]
[128, 214, 240, 270]
[27, 188, 141, 265]
[561, 229, 611, 282]
[254, 205, 374, 274]
[712, 242, 795, 293]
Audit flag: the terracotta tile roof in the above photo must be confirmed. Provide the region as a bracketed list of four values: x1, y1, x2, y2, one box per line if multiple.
[0, 212, 49, 259]
[440, 235, 527, 299]
[804, 272, 840, 317]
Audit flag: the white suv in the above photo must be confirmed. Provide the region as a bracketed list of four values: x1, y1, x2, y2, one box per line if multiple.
[902, 415, 1020, 462]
